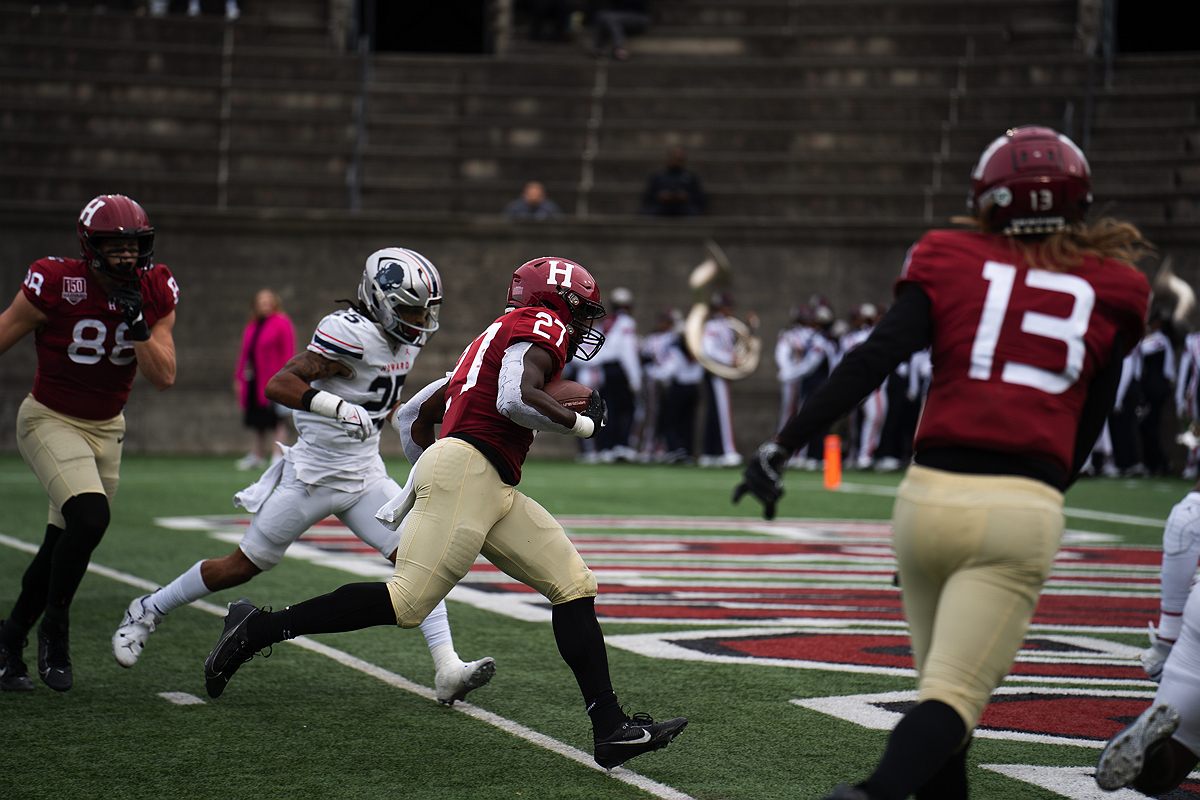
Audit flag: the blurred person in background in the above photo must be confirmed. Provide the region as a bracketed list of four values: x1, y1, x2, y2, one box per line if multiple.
[698, 291, 743, 467]
[504, 180, 564, 221]
[234, 288, 296, 471]
[640, 146, 706, 217]
[593, 286, 641, 462]
[1138, 310, 1176, 476]
[591, 0, 651, 61]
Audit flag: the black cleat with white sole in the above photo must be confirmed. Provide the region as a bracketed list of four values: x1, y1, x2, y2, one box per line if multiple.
[0, 637, 35, 692]
[37, 625, 72, 692]
[204, 599, 267, 698]
[594, 713, 688, 769]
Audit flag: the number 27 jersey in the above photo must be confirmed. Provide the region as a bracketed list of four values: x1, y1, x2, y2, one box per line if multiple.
[899, 229, 1149, 476]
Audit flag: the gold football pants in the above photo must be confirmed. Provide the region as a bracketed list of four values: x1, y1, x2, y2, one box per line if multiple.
[892, 464, 1064, 732]
[16, 394, 123, 528]
[385, 437, 597, 627]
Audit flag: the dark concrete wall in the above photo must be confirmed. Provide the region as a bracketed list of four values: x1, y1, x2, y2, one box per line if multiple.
[2, 206, 1195, 461]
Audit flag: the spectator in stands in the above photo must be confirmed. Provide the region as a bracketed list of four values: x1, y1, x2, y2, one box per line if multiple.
[152, 0, 238, 19]
[591, 0, 651, 61]
[234, 288, 296, 471]
[523, 0, 573, 42]
[504, 181, 564, 220]
[640, 146, 706, 217]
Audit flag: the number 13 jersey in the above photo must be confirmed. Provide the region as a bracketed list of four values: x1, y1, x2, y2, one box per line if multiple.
[899, 229, 1150, 476]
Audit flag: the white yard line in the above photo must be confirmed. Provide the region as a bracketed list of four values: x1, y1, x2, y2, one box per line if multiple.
[0, 531, 694, 800]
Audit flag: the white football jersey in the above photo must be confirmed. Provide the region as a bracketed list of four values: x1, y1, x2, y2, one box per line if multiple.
[288, 308, 421, 489]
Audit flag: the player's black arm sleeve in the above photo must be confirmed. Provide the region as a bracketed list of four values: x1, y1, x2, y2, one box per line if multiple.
[1065, 333, 1126, 489]
[775, 284, 933, 452]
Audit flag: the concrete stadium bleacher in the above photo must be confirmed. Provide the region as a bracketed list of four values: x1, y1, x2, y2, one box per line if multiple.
[1, 0, 1195, 226]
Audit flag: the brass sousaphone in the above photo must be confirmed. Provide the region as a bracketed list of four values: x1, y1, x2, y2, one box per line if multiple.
[684, 240, 762, 380]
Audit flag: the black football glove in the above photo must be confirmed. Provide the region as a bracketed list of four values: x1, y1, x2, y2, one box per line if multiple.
[109, 284, 151, 342]
[582, 390, 608, 439]
[732, 441, 790, 520]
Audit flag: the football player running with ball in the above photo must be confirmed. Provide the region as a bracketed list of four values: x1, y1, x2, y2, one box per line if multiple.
[733, 127, 1151, 800]
[0, 195, 178, 692]
[202, 256, 687, 770]
[113, 247, 495, 706]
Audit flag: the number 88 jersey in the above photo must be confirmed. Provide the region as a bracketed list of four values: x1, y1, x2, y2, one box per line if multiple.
[899, 229, 1150, 476]
[22, 256, 179, 420]
[293, 308, 418, 453]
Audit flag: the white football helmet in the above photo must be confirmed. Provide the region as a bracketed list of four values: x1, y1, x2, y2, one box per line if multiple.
[358, 247, 443, 346]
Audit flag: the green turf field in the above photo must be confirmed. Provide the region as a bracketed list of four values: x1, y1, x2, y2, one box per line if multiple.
[0, 453, 1190, 800]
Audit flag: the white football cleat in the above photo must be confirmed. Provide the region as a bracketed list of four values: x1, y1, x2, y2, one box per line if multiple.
[112, 595, 163, 668]
[1095, 702, 1180, 791]
[1140, 622, 1173, 682]
[435, 656, 495, 706]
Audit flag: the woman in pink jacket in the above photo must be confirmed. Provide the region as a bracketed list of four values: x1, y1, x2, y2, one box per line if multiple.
[234, 289, 296, 470]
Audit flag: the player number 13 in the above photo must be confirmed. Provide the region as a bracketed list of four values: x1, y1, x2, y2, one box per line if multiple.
[968, 260, 1095, 395]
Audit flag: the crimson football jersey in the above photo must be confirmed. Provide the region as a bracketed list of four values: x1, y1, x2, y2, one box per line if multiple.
[898, 229, 1149, 475]
[21, 257, 179, 420]
[442, 306, 570, 484]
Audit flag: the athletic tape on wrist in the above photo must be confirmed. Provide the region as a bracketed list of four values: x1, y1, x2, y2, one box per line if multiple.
[571, 412, 595, 438]
[308, 390, 343, 419]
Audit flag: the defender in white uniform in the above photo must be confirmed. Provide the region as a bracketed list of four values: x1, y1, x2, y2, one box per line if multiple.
[112, 248, 494, 705]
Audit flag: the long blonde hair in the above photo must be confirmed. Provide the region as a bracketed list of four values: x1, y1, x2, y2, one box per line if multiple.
[952, 212, 1155, 272]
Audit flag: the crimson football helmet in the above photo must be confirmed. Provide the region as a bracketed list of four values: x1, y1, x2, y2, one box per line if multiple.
[77, 194, 154, 283]
[968, 126, 1092, 235]
[507, 256, 606, 360]
[359, 247, 442, 346]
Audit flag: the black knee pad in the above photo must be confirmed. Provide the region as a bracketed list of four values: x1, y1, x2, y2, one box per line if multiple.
[60, 493, 111, 550]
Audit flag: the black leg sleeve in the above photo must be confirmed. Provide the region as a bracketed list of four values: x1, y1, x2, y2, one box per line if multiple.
[860, 700, 968, 800]
[2, 524, 65, 640]
[247, 582, 396, 648]
[41, 493, 110, 633]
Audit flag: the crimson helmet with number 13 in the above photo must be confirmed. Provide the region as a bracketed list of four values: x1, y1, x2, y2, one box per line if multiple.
[507, 256, 606, 361]
[968, 126, 1092, 236]
[77, 194, 155, 283]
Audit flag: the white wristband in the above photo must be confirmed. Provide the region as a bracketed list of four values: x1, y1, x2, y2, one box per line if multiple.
[308, 390, 343, 419]
[570, 412, 595, 438]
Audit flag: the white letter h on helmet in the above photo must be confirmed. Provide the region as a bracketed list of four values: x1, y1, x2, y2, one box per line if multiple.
[545, 260, 573, 288]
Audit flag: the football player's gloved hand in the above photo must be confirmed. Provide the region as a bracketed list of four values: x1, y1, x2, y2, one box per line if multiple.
[334, 400, 373, 442]
[583, 390, 608, 437]
[109, 284, 151, 342]
[732, 440, 790, 520]
[1141, 622, 1174, 682]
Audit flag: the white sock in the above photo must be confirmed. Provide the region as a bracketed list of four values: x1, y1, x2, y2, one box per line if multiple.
[148, 560, 212, 616]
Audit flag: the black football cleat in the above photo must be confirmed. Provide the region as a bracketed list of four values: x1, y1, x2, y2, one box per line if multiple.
[204, 599, 266, 698]
[37, 625, 72, 692]
[0, 637, 35, 692]
[594, 713, 688, 769]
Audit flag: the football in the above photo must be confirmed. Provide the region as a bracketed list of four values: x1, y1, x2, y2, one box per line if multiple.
[543, 379, 593, 412]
